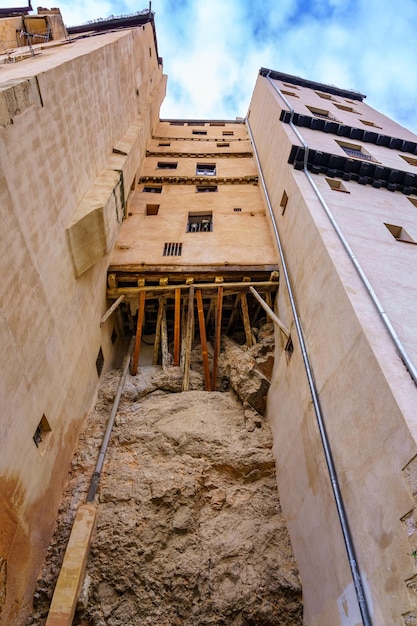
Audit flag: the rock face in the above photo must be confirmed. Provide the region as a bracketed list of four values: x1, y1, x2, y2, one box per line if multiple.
[27, 330, 302, 625]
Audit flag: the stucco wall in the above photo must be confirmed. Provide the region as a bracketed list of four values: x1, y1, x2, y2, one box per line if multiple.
[249, 75, 417, 624]
[0, 25, 165, 625]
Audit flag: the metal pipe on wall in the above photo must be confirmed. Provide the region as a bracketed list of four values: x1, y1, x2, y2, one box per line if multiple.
[246, 81, 373, 625]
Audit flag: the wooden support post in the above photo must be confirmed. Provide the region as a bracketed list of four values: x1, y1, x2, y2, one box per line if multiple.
[174, 288, 181, 366]
[240, 292, 254, 347]
[196, 289, 211, 391]
[182, 285, 195, 391]
[226, 294, 241, 334]
[161, 297, 169, 370]
[153, 297, 164, 365]
[131, 291, 146, 375]
[211, 286, 223, 391]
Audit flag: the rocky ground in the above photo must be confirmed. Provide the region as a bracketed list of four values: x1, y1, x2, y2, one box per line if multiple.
[27, 326, 303, 625]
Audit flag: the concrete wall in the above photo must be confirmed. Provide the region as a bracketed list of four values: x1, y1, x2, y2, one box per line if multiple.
[249, 75, 417, 624]
[0, 24, 165, 625]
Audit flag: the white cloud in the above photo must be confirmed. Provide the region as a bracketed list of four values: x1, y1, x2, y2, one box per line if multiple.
[33, 0, 417, 132]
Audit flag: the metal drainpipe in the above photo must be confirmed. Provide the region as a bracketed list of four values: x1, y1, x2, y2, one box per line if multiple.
[246, 105, 373, 624]
[266, 74, 417, 388]
[87, 336, 135, 503]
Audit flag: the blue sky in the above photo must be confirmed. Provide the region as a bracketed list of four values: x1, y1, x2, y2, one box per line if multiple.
[4, 0, 417, 132]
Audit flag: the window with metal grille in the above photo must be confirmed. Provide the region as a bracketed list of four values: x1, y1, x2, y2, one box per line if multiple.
[337, 141, 373, 161]
[196, 163, 216, 176]
[222, 131, 234, 136]
[196, 185, 217, 192]
[143, 185, 162, 193]
[187, 212, 213, 232]
[306, 105, 336, 120]
[157, 161, 177, 169]
[163, 242, 182, 256]
[192, 130, 207, 135]
[234, 207, 242, 212]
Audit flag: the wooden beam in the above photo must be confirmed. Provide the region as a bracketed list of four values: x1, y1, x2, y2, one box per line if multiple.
[100, 295, 125, 327]
[211, 286, 223, 391]
[152, 296, 164, 365]
[161, 297, 169, 370]
[130, 291, 146, 375]
[182, 285, 195, 391]
[249, 286, 290, 338]
[196, 289, 211, 391]
[240, 292, 254, 347]
[106, 280, 278, 299]
[173, 288, 181, 366]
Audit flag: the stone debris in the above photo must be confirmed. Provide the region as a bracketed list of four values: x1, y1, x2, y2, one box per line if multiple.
[27, 326, 303, 625]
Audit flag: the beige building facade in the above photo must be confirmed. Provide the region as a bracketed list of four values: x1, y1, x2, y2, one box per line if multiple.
[1, 5, 417, 626]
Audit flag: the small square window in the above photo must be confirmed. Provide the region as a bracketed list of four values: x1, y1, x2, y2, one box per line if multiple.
[187, 212, 213, 232]
[222, 131, 234, 136]
[337, 141, 373, 161]
[325, 178, 349, 193]
[33, 414, 51, 450]
[196, 163, 216, 176]
[280, 190, 288, 215]
[157, 161, 177, 169]
[334, 103, 359, 113]
[283, 83, 299, 90]
[196, 185, 217, 192]
[192, 130, 207, 135]
[306, 106, 336, 121]
[158, 142, 171, 146]
[315, 91, 334, 101]
[360, 120, 381, 129]
[385, 223, 416, 244]
[400, 155, 417, 167]
[281, 89, 298, 97]
[217, 142, 230, 147]
[143, 185, 162, 193]
[146, 204, 160, 215]
[210, 122, 225, 127]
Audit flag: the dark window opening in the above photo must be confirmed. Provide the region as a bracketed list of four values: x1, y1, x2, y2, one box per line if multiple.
[385, 223, 416, 244]
[222, 131, 234, 136]
[217, 142, 230, 147]
[163, 242, 182, 256]
[306, 105, 336, 120]
[192, 130, 207, 135]
[285, 336, 294, 362]
[143, 186, 162, 193]
[157, 161, 178, 169]
[196, 163, 216, 176]
[337, 141, 373, 161]
[33, 414, 51, 449]
[111, 329, 117, 345]
[96, 346, 104, 376]
[234, 207, 242, 212]
[158, 142, 171, 146]
[210, 122, 225, 126]
[280, 191, 288, 215]
[170, 122, 184, 126]
[187, 212, 213, 232]
[146, 204, 160, 215]
[196, 185, 217, 192]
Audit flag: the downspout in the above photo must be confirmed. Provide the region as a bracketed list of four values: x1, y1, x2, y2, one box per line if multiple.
[246, 89, 373, 625]
[86, 336, 135, 503]
[266, 74, 417, 388]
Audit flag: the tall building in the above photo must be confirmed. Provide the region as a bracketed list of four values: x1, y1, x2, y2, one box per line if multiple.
[1, 6, 417, 626]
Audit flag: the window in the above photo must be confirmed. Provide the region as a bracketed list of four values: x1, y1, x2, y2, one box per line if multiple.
[96, 346, 104, 376]
[170, 121, 184, 126]
[196, 163, 216, 176]
[158, 142, 171, 146]
[187, 211, 213, 232]
[325, 178, 349, 193]
[334, 103, 359, 113]
[196, 185, 217, 192]
[192, 130, 207, 135]
[210, 122, 225, 126]
[234, 207, 242, 212]
[384, 223, 416, 244]
[157, 161, 177, 169]
[400, 155, 417, 167]
[280, 190, 288, 215]
[285, 336, 294, 362]
[315, 91, 334, 100]
[33, 414, 51, 450]
[282, 89, 298, 97]
[163, 242, 182, 256]
[146, 204, 160, 215]
[337, 141, 373, 161]
[407, 197, 417, 209]
[306, 105, 336, 120]
[217, 142, 230, 147]
[143, 185, 162, 193]
[222, 131, 234, 136]
[189, 122, 205, 126]
[283, 83, 299, 90]
[360, 120, 381, 129]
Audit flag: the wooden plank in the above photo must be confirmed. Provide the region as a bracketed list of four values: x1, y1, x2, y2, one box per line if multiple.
[152, 296, 164, 365]
[161, 297, 169, 370]
[249, 286, 290, 338]
[240, 292, 254, 347]
[182, 285, 195, 391]
[100, 295, 125, 327]
[196, 289, 211, 391]
[106, 280, 279, 298]
[173, 288, 181, 366]
[130, 291, 146, 375]
[211, 286, 223, 391]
